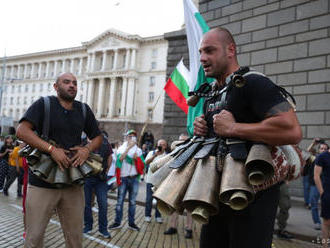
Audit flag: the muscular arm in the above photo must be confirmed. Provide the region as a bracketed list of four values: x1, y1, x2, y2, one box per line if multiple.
[314, 165, 323, 195]
[16, 121, 55, 154]
[213, 103, 302, 146]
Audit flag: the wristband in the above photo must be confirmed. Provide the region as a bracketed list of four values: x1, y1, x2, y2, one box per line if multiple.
[48, 145, 55, 154]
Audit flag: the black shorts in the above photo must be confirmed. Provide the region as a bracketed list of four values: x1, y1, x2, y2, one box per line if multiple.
[321, 192, 330, 219]
[200, 183, 280, 248]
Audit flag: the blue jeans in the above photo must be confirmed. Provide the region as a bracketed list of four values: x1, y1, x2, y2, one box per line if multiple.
[84, 177, 108, 233]
[115, 176, 139, 225]
[303, 175, 311, 205]
[145, 183, 161, 218]
[310, 185, 321, 224]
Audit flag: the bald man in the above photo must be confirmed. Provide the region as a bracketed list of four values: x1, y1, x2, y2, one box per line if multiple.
[193, 28, 302, 248]
[17, 72, 102, 248]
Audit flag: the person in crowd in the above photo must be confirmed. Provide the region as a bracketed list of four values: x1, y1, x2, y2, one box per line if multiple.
[109, 130, 145, 231]
[314, 142, 330, 248]
[308, 139, 328, 230]
[16, 72, 102, 247]
[0, 135, 14, 193]
[275, 182, 294, 239]
[144, 139, 168, 224]
[3, 140, 26, 197]
[194, 27, 302, 248]
[107, 142, 119, 191]
[163, 133, 194, 239]
[83, 131, 112, 238]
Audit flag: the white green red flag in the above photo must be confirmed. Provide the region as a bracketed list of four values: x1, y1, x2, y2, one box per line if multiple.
[184, 0, 211, 136]
[164, 59, 191, 114]
[164, 0, 211, 136]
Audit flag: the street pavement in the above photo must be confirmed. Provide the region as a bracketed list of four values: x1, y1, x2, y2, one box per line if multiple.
[0, 180, 323, 248]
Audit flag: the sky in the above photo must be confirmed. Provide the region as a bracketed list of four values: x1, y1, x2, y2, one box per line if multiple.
[0, 0, 185, 57]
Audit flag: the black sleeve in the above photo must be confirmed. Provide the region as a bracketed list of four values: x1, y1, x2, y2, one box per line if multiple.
[244, 74, 287, 119]
[83, 104, 101, 140]
[19, 97, 44, 134]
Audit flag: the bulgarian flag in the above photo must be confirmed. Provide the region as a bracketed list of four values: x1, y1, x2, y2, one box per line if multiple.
[184, 0, 212, 136]
[164, 0, 212, 136]
[164, 59, 191, 114]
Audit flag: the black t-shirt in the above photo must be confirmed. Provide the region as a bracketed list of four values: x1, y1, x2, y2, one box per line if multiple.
[19, 96, 101, 188]
[315, 151, 330, 192]
[0, 144, 14, 162]
[203, 73, 286, 138]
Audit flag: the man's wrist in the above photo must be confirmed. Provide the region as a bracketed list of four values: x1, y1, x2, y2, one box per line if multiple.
[84, 145, 91, 153]
[47, 145, 55, 154]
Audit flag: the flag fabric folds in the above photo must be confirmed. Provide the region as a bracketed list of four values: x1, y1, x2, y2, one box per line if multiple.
[184, 0, 211, 136]
[164, 59, 191, 114]
[164, 0, 211, 136]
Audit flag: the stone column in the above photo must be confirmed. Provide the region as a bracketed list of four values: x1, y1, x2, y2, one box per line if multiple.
[61, 60, 66, 73]
[96, 78, 106, 118]
[101, 50, 107, 71]
[120, 77, 128, 116]
[125, 49, 130, 69]
[70, 59, 74, 73]
[90, 53, 96, 72]
[23, 64, 28, 79]
[38, 63, 42, 79]
[53, 61, 58, 76]
[17, 65, 22, 79]
[130, 49, 136, 69]
[10, 66, 14, 79]
[126, 77, 135, 116]
[87, 80, 94, 108]
[107, 77, 116, 117]
[78, 58, 83, 75]
[45, 62, 50, 78]
[113, 49, 118, 70]
[30, 63, 35, 79]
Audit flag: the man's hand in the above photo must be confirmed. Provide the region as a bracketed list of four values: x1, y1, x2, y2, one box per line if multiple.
[50, 147, 71, 171]
[127, 140, 136, 149]
[193, 115, 208, 136]
[213, 110, 236, 137]
[69, 146, 90, 167]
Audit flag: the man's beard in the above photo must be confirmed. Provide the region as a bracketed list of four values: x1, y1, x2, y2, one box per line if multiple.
[58, 88, 76, 101]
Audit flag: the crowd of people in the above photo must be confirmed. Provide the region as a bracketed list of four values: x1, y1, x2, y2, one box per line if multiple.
[0, 27, 329, 248]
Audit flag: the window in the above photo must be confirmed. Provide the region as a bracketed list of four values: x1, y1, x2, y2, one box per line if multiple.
[10, 97, 13, 105]
[25, 84, 28, 92]
[149, 76, 155, 87]
[147, 108, 153, 120]
[40, 83, 43, 91]
[31, 97, 34, 104]
[18, 85, 21, 93]
[17, 97, 20, 104]
[24, 97, 27, 104]
[152, 49, 158, 58]
[48, 83, 51, 91]
[3, 97, 6, 105]
[151, 62, 156, 70]
[32, 84, 35, 92]
[11, 85, 15, 93]
[148, 92, 154, 103]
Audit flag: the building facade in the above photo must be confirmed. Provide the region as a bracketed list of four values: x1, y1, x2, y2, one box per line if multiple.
[0, 29, 168, 142]
[163, 0, 330, 197]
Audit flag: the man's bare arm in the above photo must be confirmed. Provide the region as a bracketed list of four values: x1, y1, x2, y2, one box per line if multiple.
[213, 103, 302, 146]
[314, 165, 323, 195]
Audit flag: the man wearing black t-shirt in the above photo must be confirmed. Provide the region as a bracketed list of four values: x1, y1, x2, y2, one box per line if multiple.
[16, 72, 102, 248]
[194, 28, 302, 248]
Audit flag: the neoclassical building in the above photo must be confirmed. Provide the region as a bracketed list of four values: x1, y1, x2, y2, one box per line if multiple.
[0, 29, 168, 141]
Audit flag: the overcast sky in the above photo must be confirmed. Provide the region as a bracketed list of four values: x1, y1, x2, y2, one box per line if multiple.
[0, 0, 184, 57]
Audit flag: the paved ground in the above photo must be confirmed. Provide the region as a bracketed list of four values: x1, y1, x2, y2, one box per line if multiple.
[0, 181, 323, 248]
